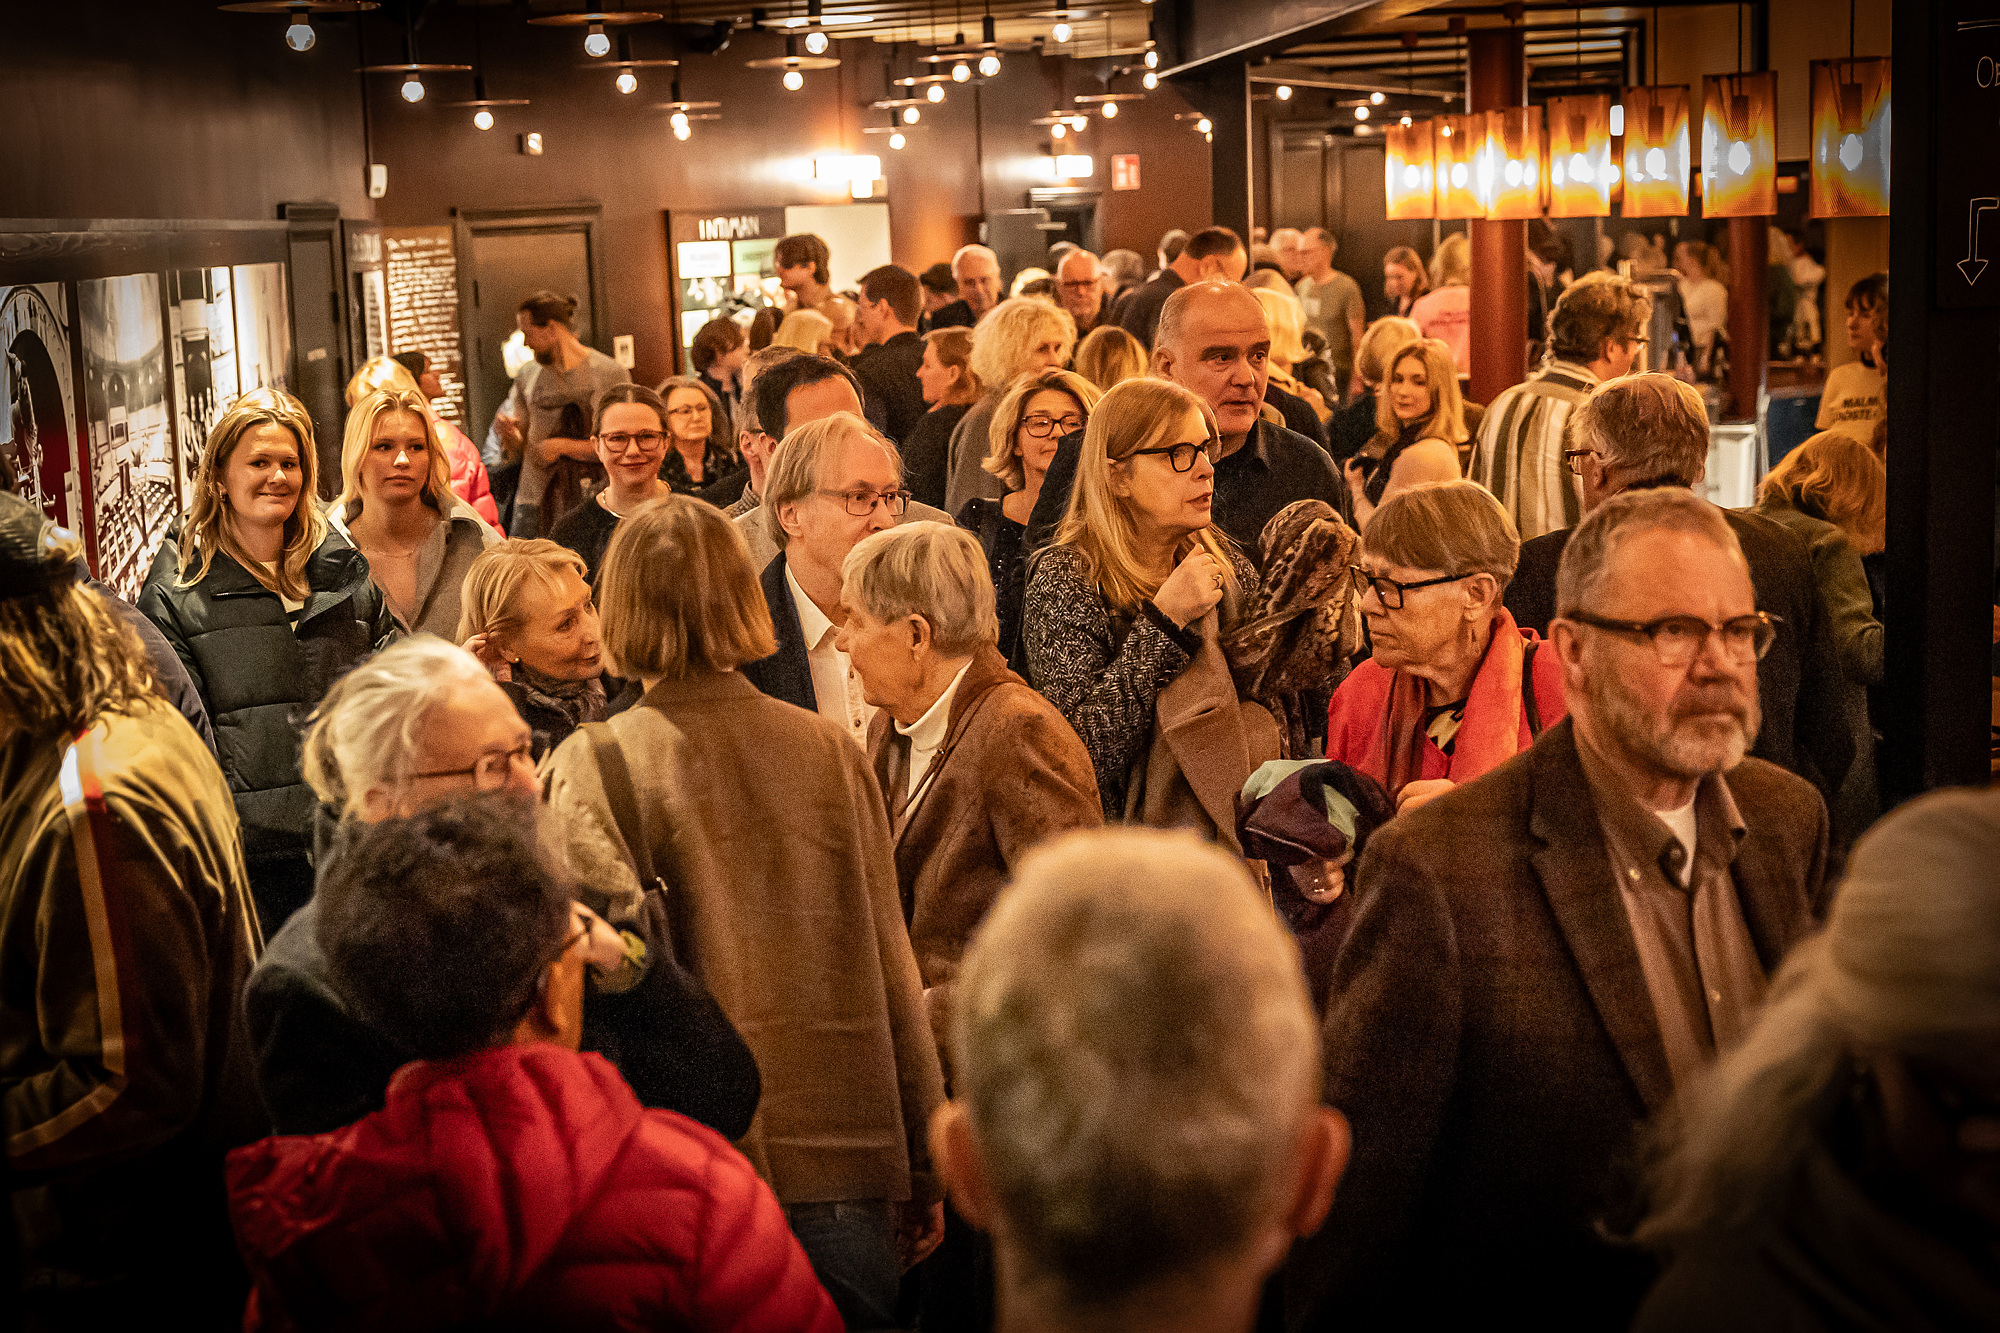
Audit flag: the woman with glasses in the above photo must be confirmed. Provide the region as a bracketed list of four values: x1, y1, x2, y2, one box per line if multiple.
[1344, 337, 1467, 530]
[655, 374, 745, 507]
[244, 634, 760, 1142]
[1633, 787, 2000, 1332]
[1325, 480, 1566, 814]
[1025, 378, 1279, 845]
[957, 367, 1103, 670]
[550, 385, 672, 583]
[944, 296, 1078, 512]
[458, 538, 631, 759]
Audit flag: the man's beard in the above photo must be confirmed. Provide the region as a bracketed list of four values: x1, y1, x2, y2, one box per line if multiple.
[1587, 667, 1760, 781]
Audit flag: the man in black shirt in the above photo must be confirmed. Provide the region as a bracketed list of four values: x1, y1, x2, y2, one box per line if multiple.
[1118, 227, 1249, 352]
[849, 265, 927, 447]
[926, 244, 1001, 330]
[1055, 249, 1114, 337]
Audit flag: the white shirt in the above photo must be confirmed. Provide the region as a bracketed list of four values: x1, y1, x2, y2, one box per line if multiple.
[1657, 798, 1698, 889]
[786, 564, 874, 746]
[895, 662, 972, 802]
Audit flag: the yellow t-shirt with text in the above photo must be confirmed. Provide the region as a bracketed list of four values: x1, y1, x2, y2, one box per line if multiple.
[1815, 360, 1885, 444]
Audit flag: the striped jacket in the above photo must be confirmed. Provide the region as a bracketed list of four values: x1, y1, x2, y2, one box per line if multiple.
[1469, 360, 1598, 541]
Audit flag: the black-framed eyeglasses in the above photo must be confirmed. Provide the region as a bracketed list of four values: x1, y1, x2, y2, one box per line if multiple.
[1128, 438, 1220, 473]
[1562, 609, 1781, 667]
[600, 430, 667, 453]
[1020, 412, 1084, 439]
[409, 742, 535, 791]
[817, 488, 911, 517]
[1349, 565, 1470, 611]
[1562, 447, 1602, 476]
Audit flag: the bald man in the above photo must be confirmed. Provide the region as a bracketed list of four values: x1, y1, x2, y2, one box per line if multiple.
[1055, 250, 1112, 335]
[928, 245, 1002, 330]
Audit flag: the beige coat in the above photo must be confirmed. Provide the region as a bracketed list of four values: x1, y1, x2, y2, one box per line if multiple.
[542, 670, 945, 1207]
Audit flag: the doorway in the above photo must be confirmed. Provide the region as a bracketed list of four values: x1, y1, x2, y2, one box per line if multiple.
[455, 204, 607, 441]
[281, 203, 350, 497]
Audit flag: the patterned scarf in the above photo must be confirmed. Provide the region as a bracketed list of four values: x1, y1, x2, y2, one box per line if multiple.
[512, 662, 607, 734]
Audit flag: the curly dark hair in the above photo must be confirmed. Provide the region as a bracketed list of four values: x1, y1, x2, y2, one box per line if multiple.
[317, 795, 570, 1060]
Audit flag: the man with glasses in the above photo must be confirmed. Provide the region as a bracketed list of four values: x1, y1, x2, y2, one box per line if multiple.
[1289, 484, 1828, 1332]
[1470, 272, 1654, 540]
[1054, 248, 1112, 336]
[1505, 373, 1853, 800]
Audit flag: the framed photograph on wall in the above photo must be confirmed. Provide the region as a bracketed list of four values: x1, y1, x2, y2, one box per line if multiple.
[1, 282, 81, 533]
[79, 273, 176, 601]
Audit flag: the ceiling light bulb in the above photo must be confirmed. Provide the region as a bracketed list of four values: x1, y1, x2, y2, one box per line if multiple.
[1196, 117, 1211, 134]
[670, 110, 689, 129]
[674, 120, 691, 140]
[903, 105, 920, 123]
[1276, 85, 1292, 100]
[401, 74, 425, 103]
[584, 23, 610, 57]
[1070, 115, 1087, 130]
[927, 83, 944, 102]
[1370, 91, 1385, 105]
[1052, 121, 1067, 139]
[1609, 103, 1625, 136]
[616, 70, 638, 94]
[474, 107, 495, 129]
[1353, 104, 1369, 121]
[805, 28, 829, 54]
[952, 61, 971, 82]
[784, 68, 804, 91]
[1144, 49, 1158, 68]
[1399, 114, 1412, 127]
[979, 53, 1000, 77]
[1053, 21, 1071, 42]
[1143, 70, 1158, 90]
[891, 131, 906, 149]
[284, 9, 315, 52]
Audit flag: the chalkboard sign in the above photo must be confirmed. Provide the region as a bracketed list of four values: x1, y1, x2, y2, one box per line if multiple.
[383, 225, 467, 424]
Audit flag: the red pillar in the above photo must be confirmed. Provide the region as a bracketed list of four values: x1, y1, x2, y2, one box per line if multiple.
[1467, 28, 1527, 408]
[1725, 216, 1769, 422]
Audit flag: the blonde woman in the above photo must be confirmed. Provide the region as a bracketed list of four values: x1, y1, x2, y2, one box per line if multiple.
[1346, 337, 1467, 529]
[1024, 378, 1277, 845]
[944, 296, 1078, 512]
[345, 355, 498, 527]
[957, 367, 1103, 669]
[773, 308, 836, 355]
[1072, 324, 1147, 394]
[1254, 286, 1330, 423]
[1331, 316, 1423, 462]
[332, 387, 500, 637]
[138, 387, 395, 931]
[1410, 232, 1472, 375]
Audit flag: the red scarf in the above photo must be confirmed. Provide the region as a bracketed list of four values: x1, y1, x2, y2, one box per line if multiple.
[1366, 611, 1538, 801]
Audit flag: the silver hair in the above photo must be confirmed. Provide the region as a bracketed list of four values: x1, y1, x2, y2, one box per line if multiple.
[299, 635, 495, 816]
[1555, 486, 1743, 618]
[1567, 372, 1710, 488]
[952, 243, 999, 275]
[968, 297, 1077, 393]
[840, 521, 998, 656]
[952, 827, 1319, 1304]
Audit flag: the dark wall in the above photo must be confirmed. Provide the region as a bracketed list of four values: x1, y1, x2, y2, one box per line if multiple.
[0, 7, 373, 221]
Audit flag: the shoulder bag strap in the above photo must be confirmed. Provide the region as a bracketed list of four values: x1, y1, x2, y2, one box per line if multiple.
[582, 720, 664, 892]
[1521, 638, 1544, 739]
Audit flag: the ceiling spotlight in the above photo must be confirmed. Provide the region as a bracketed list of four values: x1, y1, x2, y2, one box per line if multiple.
[1143, 70, 1158, 90]
[783, 68, 804, 90]
[1399, 114, 1412, 127]
[979, 52, 1000, 77]
[674, 119, 691, 140]
[401, 73, 425, 102]
[284, 8, 315, 51]
[671, 109, 688, 130]
[952, 60, 971, 82]
[1144, 49, 1158, 68]
[903, 105, 919, 123]
[474, 107, 495, 129]
[1052, 121, 1067, 139]
[1101, 100, 1117, 118]
[616, 70, 638, 94]
[1196, 117, 1211, 134]
[1353, 104, 1369, 121]
[1370, 91, 1385, 105]
[1054, 20, 1071, 42]
[805, 28, 828, 54]
[1276, 85, 1292, 100]
[584, 22, 610, 57]
[890, 130, 906, 149]
[1070, 115, 1087, 130]
[927, 83, 944, 102]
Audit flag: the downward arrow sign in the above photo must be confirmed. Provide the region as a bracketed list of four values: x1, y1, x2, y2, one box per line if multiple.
[1960, 198, 2000, 285]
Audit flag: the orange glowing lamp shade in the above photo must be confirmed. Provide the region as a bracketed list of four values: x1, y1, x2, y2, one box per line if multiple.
[1385, 120, 1436, 220]
[1620, 85, 1691, 217]
[1474, 106, 1545, 220]
[1546, 94, 1612, 217]
[1701, 71, 1777, 217]
[1432, 114, 1484, 220]
[1810, 58, 1889, 218]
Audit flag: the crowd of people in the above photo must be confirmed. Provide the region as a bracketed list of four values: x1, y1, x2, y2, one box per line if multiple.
[3, 212, 1977, 1333]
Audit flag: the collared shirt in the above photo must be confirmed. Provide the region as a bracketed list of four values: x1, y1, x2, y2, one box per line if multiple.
[894, 662, 971, 802]
[1576, 734, 1770, 1087]
[1469, 358, 1599, 542]
[786, 564, 874, 746]
[1211, 418, 1347, 565]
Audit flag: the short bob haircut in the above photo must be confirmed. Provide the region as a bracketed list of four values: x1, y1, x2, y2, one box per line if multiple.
[1556, 485, 1744, 619]
[774, 233, 832, 286]
[1363, 479, 1520, 586]
[1548, 271, 1654, 366]
[1252, 286, 1310, 366]
[454, 538, 589, 644]
[841, 521, 999, 657]
[1569, 372, 1710, 488]
[773, 309, 834, 355]
[301, 635, 495, 816]
[1372, 338, 1469, 445]
[178, 386, 327, 603]
[1072, 325, 1147, 393]
[1759, 429, 1888, 554]
[336, 387, 455, 521]
[654, 375, 735, 459]
[1355, 316, 1423, 387]
[1054, 377, 1238, 614]
[689, 315, 746, 374]
[761, 411, 902, 551]
[922, 327, 982, 404]
[969, 297, 1077, 396]
[597, 494, 777, 679]
[984, 368, 1104, 491]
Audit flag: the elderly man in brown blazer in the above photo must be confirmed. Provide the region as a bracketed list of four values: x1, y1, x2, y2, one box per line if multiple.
[1284, 486, 1830, 1332]
[836, 522, 1103, 1066]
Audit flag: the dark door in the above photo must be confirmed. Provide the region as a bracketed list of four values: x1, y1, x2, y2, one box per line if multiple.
[456, 205, 605, 443]
[282, 204, 349, 497]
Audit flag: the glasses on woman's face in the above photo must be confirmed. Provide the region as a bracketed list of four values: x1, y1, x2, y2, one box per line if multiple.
[408, 742, 535, 791]
[1128, 438, 1220, 473]
[1020, 412, 1084, 439]
[1350, 565, 1470, 611]
[600, 430, 667, 454]
[666, 406, 709, 420]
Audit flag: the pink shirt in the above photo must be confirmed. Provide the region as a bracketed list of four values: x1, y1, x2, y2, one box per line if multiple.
[1409, 285, 1472, 377]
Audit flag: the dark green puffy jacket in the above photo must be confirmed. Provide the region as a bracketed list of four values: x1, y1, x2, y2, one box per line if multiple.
[137, 531, 396, 869]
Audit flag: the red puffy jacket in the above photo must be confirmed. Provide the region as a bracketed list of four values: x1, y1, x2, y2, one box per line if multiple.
[227, 1043, 842, 1333]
